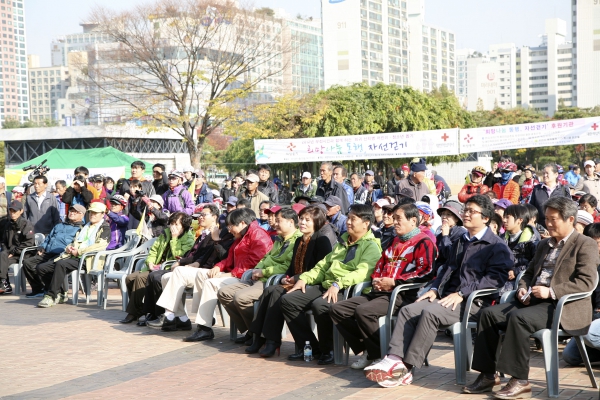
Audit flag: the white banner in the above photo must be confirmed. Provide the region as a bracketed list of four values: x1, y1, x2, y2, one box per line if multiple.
[254, 128, 459, 164]
[460, 116, 600, 153]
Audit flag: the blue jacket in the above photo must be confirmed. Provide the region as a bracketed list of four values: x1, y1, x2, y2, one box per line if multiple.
[40, 220, 83, 255]
[431, 227, 514, 302]
[330, 212, 348, 237]
[162, 185, 195, 215]
[195, 183, 214, 205]
[342, 183, 354, 209]
[107, 211, 129, 250]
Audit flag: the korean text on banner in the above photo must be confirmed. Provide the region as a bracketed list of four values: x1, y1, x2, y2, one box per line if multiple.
[254, 128, 459, 164]
[460, 117, 600, 153]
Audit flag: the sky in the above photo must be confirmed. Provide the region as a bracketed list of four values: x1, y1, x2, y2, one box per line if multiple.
[26, 0, 571, 67]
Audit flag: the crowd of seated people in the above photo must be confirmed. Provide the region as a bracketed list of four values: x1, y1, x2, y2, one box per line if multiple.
[2, 157, 600, 399]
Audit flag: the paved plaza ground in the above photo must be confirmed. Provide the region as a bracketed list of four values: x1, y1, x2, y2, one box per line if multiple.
[2, 285, 599, 399]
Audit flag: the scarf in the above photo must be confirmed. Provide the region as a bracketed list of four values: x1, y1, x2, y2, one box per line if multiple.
[76, 222, 103, 251]
[398, 227, 420, 242]
[500, 171, 512, 185]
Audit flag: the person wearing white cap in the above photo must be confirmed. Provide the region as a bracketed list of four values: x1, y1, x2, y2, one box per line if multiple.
[292, 171, 316, 202]
[583, 160, 600, 200]
[239, 173, 269, 216]
[0, 177, 10, 219]
[576, 210, 594, 233]
[162, 170, 194, 215]
[182, 166, 195, 190]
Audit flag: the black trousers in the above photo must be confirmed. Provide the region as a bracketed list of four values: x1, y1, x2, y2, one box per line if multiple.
[143, 270, 169, 317]
[330, 292, 407, 360]
[44, 258, 80, 299]
[0, 251, 15, 281]
[471, 298, 554, 380]
[22, 252, 57, 293]
[280, 285, 341, 354]
[249, 284, 287, 342]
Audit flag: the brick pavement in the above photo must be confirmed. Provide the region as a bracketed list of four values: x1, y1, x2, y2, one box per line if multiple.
[1, 287, 599, 399]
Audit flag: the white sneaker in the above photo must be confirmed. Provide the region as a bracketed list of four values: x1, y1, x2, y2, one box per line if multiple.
[364, 356, 407, 384]
[377, 369, 413, 388]
[350, 352, 370, 370]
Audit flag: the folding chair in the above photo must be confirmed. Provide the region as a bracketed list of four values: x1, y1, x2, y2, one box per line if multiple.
[8, 233, 45, 295]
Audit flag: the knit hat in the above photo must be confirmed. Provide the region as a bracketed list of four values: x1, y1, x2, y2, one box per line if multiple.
[577, 210, 594, 226]
[410, 158, 427, 172]
[494, 199, 513, 209]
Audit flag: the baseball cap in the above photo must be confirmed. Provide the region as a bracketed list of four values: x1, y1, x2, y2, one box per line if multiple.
[168, 169, 184, 179]
[396, 187, 414, 199]
[70, 204, 87, 214]
[12, 186, 25, 194]
[110, 195, 127, 207]
[149, 194, 164, 208]
[192, 204, 206, 218]
[310, 196, 325, 203]
[182, 166, 194, 173]
[193, 169, 205, 178]
[91, 174, 104, 182]
[264, 205, 282, 214]
[294, 195, 312, 204]
[365, 170, 374, 176]
[584, 160, 596, 168]
[302, 172, 311, 179]
[291, 203, 306, 214]
[494, 199, 513, 209]
[324, 195, 343, 209]
[401, 164, 410, 172]
[8, 200, 22, 211]
[373, 199, 391, 208]
[226, 196, 238, 206]
[89, 202, 107, 214]
[246, 173, 260, 183]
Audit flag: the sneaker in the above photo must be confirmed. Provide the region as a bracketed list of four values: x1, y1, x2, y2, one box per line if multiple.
[377, 369, 413, 388]
[364, 356, 408, 384]
[37, 295, 55, 308]
[0, 279, 11, 295]
[351, 352, 371, 370]
[147, 314, 166, 328]
[56, 292, 69, 304]
[25, 291, 45, 298]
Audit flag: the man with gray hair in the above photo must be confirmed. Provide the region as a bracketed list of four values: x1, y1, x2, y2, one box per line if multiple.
[316, 162, 350, 214]
[464, 196, 598, 398]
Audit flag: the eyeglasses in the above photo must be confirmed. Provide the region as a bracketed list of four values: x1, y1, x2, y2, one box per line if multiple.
[197, 213, 212, 218]
[152, 170, 162, 174]
[168, 176, 179, 180]
[462, 208, 483, 216]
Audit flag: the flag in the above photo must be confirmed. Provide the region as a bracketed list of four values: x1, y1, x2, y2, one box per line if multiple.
[188, 177, 196, 201]
[136, 207, 153, 240]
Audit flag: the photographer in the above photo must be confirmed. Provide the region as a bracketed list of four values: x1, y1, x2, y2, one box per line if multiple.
[61, 175, 93, 212]
[119, 161, 155, 200]
[363, 170, 383, 205]
[126, 180, 144, 230]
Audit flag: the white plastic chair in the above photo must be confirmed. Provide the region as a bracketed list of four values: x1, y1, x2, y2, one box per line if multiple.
[8, 233, 44, 295]
[102, 237, 157, 310]
[499, 278, 599, 398]
[85, 230, 141, 306]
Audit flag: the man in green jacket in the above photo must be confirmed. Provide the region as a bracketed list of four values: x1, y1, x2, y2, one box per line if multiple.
[217, 207, 302, 344]
[281, 204, 382, 365]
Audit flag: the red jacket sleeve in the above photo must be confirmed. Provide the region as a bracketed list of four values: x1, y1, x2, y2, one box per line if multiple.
[458, 185, 469, 203]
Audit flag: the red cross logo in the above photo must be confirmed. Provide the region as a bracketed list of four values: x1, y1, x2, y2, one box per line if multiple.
[592, 123, 599, 131]
[287, 143, 296, 152]
[464, 134, 473, 143]
[441, 133, 449, 142]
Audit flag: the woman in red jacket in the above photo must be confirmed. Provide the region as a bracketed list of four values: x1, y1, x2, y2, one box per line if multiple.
[458, 166, 489, 203]
[182, 207, 273, 342]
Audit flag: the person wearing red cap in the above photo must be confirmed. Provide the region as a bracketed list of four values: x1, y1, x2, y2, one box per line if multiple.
[492, 161, 520, 205]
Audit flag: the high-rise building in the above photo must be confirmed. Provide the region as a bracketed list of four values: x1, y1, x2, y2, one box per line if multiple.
[321, 0, 455, 91]
[457, 18, 575, 116]
[0, 0, 28, 124]
[50, 23, 113, 67]
[27, 62, 70, 123]
[573, 0, 600, 109]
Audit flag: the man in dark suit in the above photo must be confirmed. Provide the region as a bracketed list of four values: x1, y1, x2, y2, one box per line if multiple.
[464, 196, 598, 399]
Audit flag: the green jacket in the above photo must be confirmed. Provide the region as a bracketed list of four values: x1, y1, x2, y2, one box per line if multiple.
[300, 230, 382, 289]
[256, 229, 302, 282]
[142, 229, 195, 271]
[292, 183, 317, 202]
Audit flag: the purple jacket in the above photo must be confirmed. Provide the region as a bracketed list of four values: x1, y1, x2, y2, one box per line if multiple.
[106, 211, 129, 250]
[162, 185, 194, 215]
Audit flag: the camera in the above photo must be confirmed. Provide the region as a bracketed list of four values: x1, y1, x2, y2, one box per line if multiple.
[23, 159, 50, 183]
[135, 190, 146, 198]
[372, 184, 381, 190]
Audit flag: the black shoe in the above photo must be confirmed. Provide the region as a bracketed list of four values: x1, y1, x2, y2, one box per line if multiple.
[176, 318, 192, 331]
[146, 314, 165, 328]
[25, 291, 45, 299]
[259, 340, 281, 358]
[161, 317, 192, 332]
[288, 350, 307, 361]
[183, 327, 214, 342]
[119, 314, 138, 324]
[317, 351, 335, 365]
[245, 336, 266, 354]
[235, 332, 253, 344]
[0, 279, 11, 295]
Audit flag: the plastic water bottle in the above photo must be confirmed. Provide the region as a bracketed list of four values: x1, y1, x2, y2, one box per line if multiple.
[303, 341, 313, 362]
